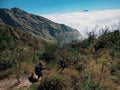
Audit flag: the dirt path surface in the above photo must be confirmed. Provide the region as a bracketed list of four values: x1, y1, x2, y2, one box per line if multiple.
[0, 75, 31, 90]
[0, 68, 79, 90]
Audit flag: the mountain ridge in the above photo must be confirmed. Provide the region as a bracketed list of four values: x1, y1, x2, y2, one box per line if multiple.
[0, 7, 81, 42]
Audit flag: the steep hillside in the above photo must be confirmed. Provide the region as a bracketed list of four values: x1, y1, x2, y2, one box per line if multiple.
[0, 7, 81, 42]
[0, 22, 47, 79]
[0, 21, 120, 90]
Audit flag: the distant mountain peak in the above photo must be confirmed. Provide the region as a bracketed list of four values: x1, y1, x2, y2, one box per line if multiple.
[11, 7, 21, 10]
[11, 7, 27, 14]
[0, 7, 81, 42]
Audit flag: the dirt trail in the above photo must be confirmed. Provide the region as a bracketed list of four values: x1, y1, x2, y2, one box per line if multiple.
[0, 68, 79, 90]
[0, 74, 31, 90]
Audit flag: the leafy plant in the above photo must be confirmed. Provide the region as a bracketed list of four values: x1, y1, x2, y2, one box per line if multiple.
[28, 83, 40, 90]
[38, 74, 69, 90]
[41, 43, 59, 62]
[0, 27, 15, 50]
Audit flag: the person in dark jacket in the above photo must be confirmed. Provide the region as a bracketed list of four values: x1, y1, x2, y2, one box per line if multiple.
[57, 57, 66, 73]
[35, 62, 45, 80]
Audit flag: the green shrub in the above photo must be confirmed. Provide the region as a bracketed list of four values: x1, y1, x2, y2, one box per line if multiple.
[70, 72, 97, 90]
[41, 43, 59, 62]
[80, 71, 91, 83]
[0, 69, 13, 79]
[70, 75, 80, 90]
[80, 81, 96, 90]
[74, 64, 85, 73]
[28, 83, 40, 90]
[0, 27, 15, 50]
[38, 74, 69, 90]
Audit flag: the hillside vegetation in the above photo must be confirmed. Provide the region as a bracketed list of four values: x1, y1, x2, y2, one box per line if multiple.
[0, 21, 120, 90]
[0, 22, 47, 79]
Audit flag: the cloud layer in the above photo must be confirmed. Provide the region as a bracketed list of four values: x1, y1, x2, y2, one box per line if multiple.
[42, 9, 120, 36]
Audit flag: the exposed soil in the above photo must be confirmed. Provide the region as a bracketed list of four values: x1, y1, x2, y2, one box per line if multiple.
[0, 68, 79, 90]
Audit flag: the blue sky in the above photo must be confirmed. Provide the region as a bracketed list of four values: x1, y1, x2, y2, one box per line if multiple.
[0, 0, 120, 14]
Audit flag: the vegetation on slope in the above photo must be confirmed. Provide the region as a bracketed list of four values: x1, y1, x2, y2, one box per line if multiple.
[0, 22, 48, 79]
[0, 22, 120, 90]
[28, 29, 120, 90]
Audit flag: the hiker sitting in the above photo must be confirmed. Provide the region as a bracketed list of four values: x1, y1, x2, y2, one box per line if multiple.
[35, 62, 45, 81]
[28, 73, 37, 83]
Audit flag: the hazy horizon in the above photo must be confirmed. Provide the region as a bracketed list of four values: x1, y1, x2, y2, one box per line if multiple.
[43, 9, 120, 36]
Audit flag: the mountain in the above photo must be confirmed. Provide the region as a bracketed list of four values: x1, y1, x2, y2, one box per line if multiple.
[0, 7, 81, 42]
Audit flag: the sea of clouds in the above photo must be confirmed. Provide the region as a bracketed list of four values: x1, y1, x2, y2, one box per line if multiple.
[42, 9, 120, 37]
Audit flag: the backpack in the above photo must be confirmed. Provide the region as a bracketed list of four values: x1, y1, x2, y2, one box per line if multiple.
[35, 65, 41, 75]
[60, 59, 65, 67]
